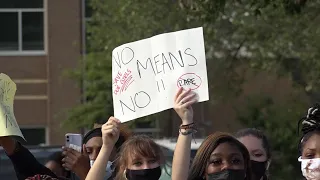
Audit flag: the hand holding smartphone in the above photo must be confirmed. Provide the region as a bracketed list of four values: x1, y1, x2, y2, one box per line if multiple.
[65, 133, 83, 152]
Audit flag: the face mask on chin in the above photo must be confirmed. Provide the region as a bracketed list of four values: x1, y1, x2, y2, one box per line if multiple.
[90, 160, 114, 179]
[251, 160, 267, 180]
[125, 166, 162, 180]
[298, 157, 320, 180]
[207, 169, 246, 180]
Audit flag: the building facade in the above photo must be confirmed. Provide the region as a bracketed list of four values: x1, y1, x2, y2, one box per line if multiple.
[0, 0, 82, 145]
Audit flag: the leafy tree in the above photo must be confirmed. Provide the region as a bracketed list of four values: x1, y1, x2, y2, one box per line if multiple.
[177, 0, 318, 179]
[185, 0, 320, 102]
[65, 0, 195, 128]
[236, 94, 308, 179]
[200, 0, 318, 179]
[65, 1, 318, 178]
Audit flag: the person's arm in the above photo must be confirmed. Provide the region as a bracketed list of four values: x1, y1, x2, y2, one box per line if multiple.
[85, 145, 113, 180]
[85, 117, 121, 180]
[0, 137, 57, 179]
[172, 88, 197, 180]
[172, 128, 193, 180]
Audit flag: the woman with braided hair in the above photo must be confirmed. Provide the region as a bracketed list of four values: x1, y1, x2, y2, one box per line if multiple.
[298, 103, 320, 180]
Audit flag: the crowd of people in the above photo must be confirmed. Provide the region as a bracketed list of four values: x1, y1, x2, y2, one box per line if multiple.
[0, 87, 319, 180]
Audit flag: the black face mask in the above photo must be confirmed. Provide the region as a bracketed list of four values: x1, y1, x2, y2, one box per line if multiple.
[251, 160, 267, 180]
[125, 166, 161, 180]
[207, 169, 246, 180]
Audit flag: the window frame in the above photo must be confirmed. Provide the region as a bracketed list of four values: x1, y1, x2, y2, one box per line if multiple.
[0, 2, 45, 56]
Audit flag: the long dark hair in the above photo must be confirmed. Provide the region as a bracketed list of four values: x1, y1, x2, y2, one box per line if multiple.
[188, 132, 252, 180]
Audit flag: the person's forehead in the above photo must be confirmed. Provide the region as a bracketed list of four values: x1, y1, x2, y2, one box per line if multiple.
[304, 133, 320, 149]
[128, 155, 155, 162]
[238, 135, 264, 151]
[211, 142, 242, 156]
[86, 136, 103, 147]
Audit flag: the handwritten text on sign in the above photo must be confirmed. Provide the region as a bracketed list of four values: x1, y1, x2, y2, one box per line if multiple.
[0, 73, 25, 142]
[112, 27, 209, 122]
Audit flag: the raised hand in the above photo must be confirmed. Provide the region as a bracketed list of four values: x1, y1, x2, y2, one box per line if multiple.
[174, 87, 198, 125]
[101, 117, 121, 147]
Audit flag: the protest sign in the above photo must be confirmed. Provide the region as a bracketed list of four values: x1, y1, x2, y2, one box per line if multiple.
[0, 73, 25, 142]
[112, 27, 209, 122]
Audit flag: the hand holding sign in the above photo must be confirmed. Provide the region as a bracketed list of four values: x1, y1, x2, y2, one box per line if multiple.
[102, 117, 121, 147]
[112, 27, 209, 122]
[0, 73, 25, 142]
[173, 87, 197, 125]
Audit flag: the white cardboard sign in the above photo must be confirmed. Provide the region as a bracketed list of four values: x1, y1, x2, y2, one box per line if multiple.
[112, 27, 209, 122]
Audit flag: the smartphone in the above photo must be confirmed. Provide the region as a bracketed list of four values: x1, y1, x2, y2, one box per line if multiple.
[65, 133, 83, 152]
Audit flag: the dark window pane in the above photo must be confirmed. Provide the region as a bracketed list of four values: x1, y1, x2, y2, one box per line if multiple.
[21, 128, 46, 145]
[0, 13, 18, 51]
[0, 0, 43, 8]
[85, 0, 93, 18]
[22, 12, 44, 50]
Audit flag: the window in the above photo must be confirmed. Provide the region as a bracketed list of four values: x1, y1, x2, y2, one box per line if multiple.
[85, 0, 93, 19]
[20, 127, 46, 146]
[0, 0, 44, 54]
[0, 0, 43, 8]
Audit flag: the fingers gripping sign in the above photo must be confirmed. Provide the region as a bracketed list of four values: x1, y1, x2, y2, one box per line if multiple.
[174, 87, 198, 125]
[102, 117, 121, 147]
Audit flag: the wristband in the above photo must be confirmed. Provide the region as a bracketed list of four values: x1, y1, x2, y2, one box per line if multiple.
[180, 122, 195, 130]
[179, 128, 197, 135]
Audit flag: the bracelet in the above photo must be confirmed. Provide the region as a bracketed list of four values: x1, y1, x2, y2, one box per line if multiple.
[180, 122, 195, 130]
[179, 128, 197, 135]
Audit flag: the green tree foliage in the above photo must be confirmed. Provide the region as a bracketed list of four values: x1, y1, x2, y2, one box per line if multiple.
[66, 0, 318, 178]
[188, 0, 320, 102]
[201, 1, 318, 179]
[65, 0, 194, 128]
[236, 95, 308, 179]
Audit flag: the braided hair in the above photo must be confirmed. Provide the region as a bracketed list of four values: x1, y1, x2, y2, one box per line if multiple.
[298, 103, 320, 154]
